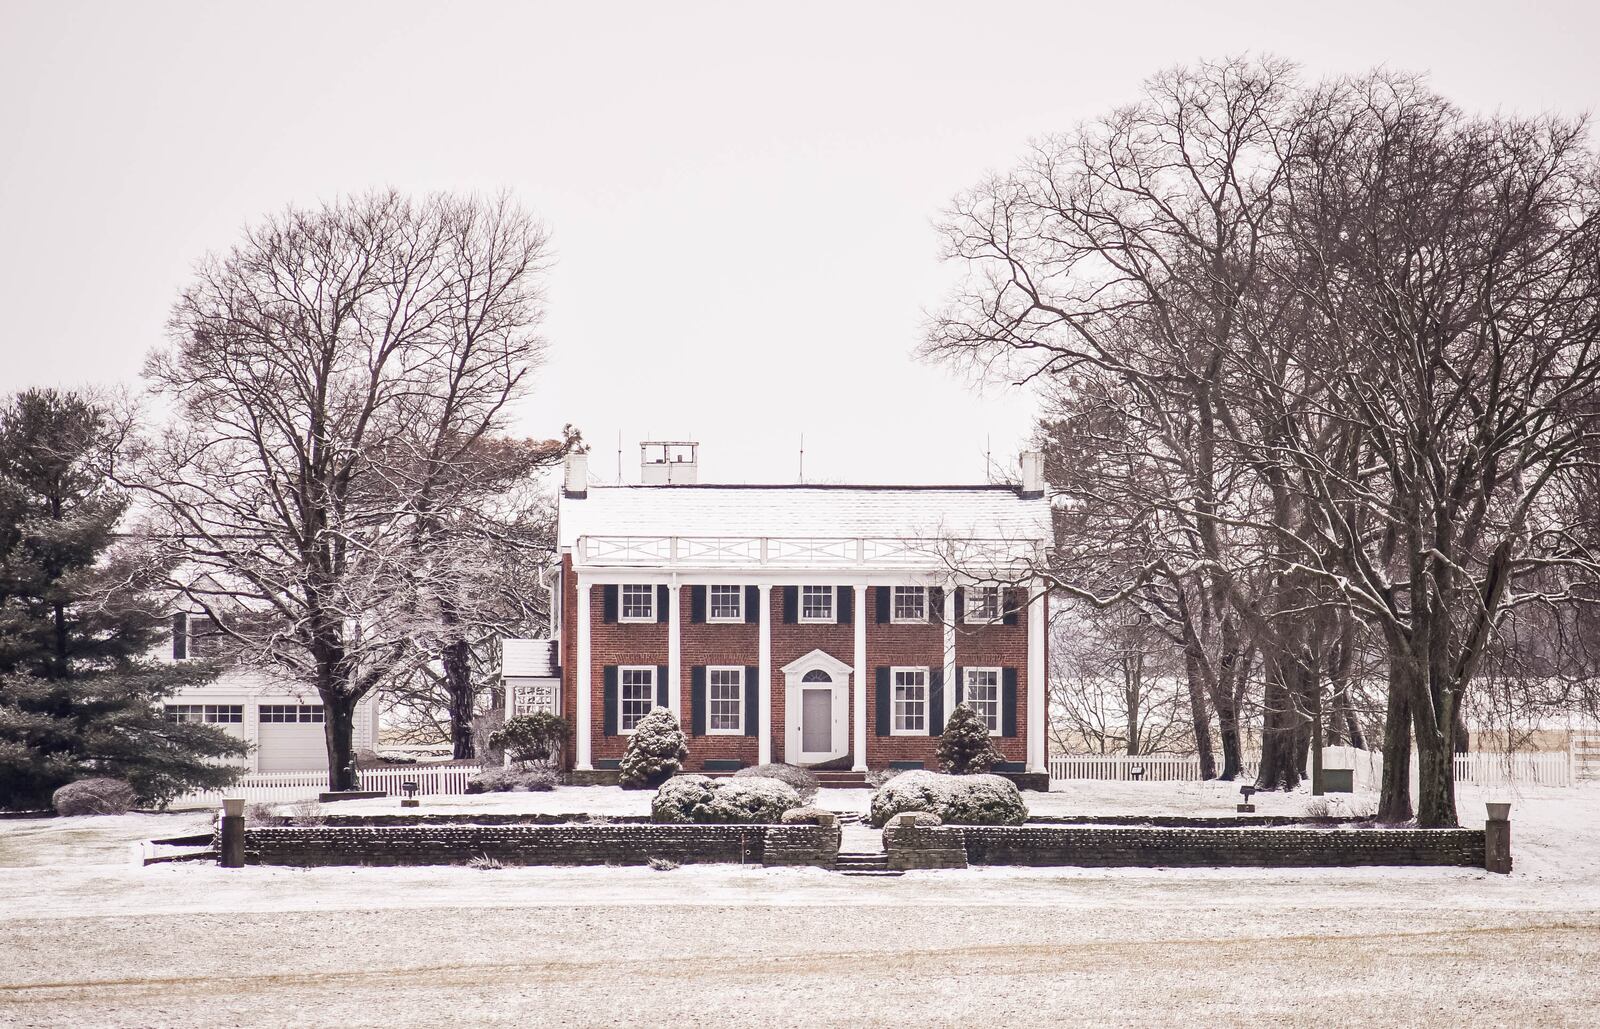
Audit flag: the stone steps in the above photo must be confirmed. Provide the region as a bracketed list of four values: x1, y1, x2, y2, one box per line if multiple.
[834, 850, 901, 877]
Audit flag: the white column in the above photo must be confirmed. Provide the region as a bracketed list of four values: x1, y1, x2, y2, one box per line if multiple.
[758, 585, 773, 765]
[667, 577, 681, 722]
[942, 586, 957, 725]
[575, 576, 593, 770]
[1027, 578, 1047, 773]
[853, 584, 867, 772]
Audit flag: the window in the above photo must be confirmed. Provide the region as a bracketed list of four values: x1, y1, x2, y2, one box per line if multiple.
[965, 586, 1001, 623]
[892, 586, 927, 623]
[164, 704, 243, 724]
[708, 585, 743, 622]
[891, 667, 927, 734]
[619, 666, 655, 733]
[514, 681, 558, 716]
[964, 667, 1001, 733]
[707, 666, 744, 733]
[800, 585, 835, 623]
[259, 704, 324, 723]
[621, 584, 656, 622]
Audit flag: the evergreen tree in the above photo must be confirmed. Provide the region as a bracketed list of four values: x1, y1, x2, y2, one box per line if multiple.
[937, 703, 1002, 774]
[0, 389, 246, 810]
[618, 708, 689, 789]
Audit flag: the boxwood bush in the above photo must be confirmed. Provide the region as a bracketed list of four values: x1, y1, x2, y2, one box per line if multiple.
[868, 769, 1026, 828]
[652, 774, 803, 824]
[731, 763, 819, 803]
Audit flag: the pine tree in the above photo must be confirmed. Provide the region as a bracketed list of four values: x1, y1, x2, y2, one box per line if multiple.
[618, 707, 689, 789]
[0, 389, 246, 810]
[937, 703, 1002, 774]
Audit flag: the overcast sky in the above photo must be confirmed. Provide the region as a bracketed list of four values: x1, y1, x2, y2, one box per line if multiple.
[3, 1, 1596, 485]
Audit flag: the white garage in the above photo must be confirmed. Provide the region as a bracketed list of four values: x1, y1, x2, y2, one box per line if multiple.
[255, 704, 330, 772]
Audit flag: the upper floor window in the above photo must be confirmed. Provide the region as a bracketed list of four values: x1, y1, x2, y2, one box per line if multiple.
[963, 667, 1002, 734]
[619, 666, 656, 732]
[965, 586, 1001, 623]
[891, 667, 928, 734]
[164, 704, 243, 724]
[892, 586, 927, 623]
[707, 666, 744, 734]
[800, 585, 835, 623]
[621, 584, 656, 622]
[260, 704, 324, 723]
[708, 585, 744, 622]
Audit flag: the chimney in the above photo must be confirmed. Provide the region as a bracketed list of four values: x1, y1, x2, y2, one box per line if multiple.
[640, 441, 698, 485]
[1019, 450, 1045, 499]
[563, 450, 589, 499]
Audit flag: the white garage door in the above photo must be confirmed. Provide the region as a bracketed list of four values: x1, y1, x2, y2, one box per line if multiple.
[257, 704, 328, 772]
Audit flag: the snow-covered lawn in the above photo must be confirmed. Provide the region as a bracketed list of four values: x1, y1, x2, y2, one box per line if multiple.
[3, 782, 1596, 1026]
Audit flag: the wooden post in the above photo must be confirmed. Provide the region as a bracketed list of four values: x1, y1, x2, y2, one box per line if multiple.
[1485, 802, 1512, 874]
[220, 798, 245, 868]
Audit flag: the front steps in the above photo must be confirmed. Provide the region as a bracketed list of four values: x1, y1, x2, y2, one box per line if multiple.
[833, 850, 902, 877]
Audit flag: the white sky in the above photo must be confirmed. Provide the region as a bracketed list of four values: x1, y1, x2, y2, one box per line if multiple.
[2, 0, 1596, 485]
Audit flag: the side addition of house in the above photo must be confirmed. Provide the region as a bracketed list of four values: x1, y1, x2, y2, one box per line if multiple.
[508, 442, 1052, 778]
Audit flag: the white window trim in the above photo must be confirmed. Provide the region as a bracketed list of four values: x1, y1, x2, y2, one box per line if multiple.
[963, 666, 1003, 736]
[705, 665, 745, 735]
[890, 585, 928, 624]
[890, 665, 929, 736]
[620, 584, 656, 623]
[798, 585, 835, 624]
[707, 585, 744, 624]
[964, 586, 1002, 624]
[618, 665, 656, 735]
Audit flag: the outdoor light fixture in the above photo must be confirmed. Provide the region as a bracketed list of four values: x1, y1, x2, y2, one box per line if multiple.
[1130, 764, 1145, 781]
[401, 780, 420, 808]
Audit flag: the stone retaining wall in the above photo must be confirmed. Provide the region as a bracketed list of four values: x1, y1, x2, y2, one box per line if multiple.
[960, 825, 1488, 868]
[882, 823, 968, 870]
[239, 823, 838, 868]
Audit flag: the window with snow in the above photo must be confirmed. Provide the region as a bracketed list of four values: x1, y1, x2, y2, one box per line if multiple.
[707, 666, 744, 733]
[708, 585, 743, 622]
[892, 667, 927, 734]
[620, 666, 655, 733]
[800, 585, 834, 623]
[621, 584, 655, 621]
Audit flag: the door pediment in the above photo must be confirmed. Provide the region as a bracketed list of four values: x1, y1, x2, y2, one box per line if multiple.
[780, 648, 854, 678]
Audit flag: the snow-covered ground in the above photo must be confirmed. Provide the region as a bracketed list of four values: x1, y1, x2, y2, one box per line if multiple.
[2, 782, 1596, 1027]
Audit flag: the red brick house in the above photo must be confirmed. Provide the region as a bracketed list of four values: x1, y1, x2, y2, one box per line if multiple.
[506, 442, 1051, 778]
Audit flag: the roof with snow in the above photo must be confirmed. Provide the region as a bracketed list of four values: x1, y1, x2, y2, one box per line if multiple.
[502, 638, 558, 678]
[557, 484, 1052, 550]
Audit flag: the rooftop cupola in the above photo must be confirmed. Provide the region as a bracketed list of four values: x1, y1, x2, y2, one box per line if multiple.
[641, 440, 698, 484]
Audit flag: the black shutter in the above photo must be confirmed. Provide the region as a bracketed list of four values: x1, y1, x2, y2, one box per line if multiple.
[657, 585, 669, 623]
[782, 586, 798, 624]
[171, 612, 188, 660]
[745, 585, 759, 624]
[953, 588, 965, 625]
[603, 666, 618, 735]
[875, 587, 890, 623]
[954, 666, 965, 705]
[837, 586, 852, 624]
[691, 586, 706, 624]
[929, 668, 944, 734]
[602, 585, 618, 624]
[928, 586, 944, 624]
[744, 665, 759, 736]
[1002, 667, 1018, 737]
[691, 666, 707, 735]
[1002, 589, 1021, 626]
[875, 667, 891, 735]
[656, 665, 670, 708]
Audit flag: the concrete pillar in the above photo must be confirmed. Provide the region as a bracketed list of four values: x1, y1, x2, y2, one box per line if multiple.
[667, 577, 681, 722]
[1026, 578, 1047, 773]
[1486, 802, 1512, 873]
[758, 585, 773, 765]
[853, 584, 868, 772]
[575, 577, 592, 770]
[219, 798, 245, 868]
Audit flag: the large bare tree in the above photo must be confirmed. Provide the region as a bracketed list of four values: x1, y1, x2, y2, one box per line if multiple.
[131, 190, 552, 789]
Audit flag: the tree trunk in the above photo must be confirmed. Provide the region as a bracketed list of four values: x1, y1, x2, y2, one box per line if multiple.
[1414, 716, 1459, 827]
[323, 693, 361, 792]
[1184, 649, 1216, 778]
[1377, 663, 1413, 822]
[1215, 692, 1243, 780]
[1256, 660, 1303, 791]
[443, 637, 477, 760]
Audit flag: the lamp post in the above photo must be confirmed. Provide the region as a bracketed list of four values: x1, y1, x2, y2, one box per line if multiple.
[1237, 784, 1257, 814]
[401, 780, 420, 808]
[1486, 802, 1512, 873]
[219, 797, 246, 868]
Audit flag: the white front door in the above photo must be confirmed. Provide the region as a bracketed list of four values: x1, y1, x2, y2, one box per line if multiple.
[780, 650, 854, 766]
[801, 688, 833, 753]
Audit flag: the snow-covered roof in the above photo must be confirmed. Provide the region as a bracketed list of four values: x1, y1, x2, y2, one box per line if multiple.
[503, 638, 558, 678]
[557, 485, 1051, 550]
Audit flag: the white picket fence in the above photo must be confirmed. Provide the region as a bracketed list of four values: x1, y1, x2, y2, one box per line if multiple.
[171, 764, 484, 808]
[1047, 749, 1574, 789]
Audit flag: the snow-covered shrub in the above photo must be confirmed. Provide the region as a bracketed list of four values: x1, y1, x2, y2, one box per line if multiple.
[51, 778, 136, 816]
[864, 768, 903, 789]
[936, 703, 1002, 774]
[464, 767, 558, 793]
[619, 708, 689, 789]
[647, 856, 679, 871]
[467, 853, 503, 871]
[732, 763, 819, 802]
[779, 805, 835, 825]
[652, 774, 803, 823]
[489, 712, 569, 767]
[868, 770, 1026, 828]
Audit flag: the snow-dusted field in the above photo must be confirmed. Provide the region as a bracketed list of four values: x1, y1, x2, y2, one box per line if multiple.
[2, 782, 1596, 1027]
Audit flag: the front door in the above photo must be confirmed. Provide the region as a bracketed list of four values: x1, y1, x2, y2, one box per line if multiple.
[801, 688, 833, 753]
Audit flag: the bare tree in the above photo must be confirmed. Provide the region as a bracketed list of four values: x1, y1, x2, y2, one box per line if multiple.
[1049, 602, 1193, 756]
[131, 190, 551, 790]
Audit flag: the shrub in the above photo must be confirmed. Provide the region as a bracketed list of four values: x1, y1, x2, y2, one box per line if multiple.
[937, 703, 1002, 774]
[864, 768, 903, 789]
[51, 778, 136, 816]
[868, 770, 1026, 828]
[732, 763, 819, 803]
[647, 856, 679, 871]
[619, 708, 689, 789]
[467, 853, 503, 871]
[489, 712, 570, 767]
[779, 805, 835, 825]
[652, 774, 803, 824]
[464, 767, 558, 793]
